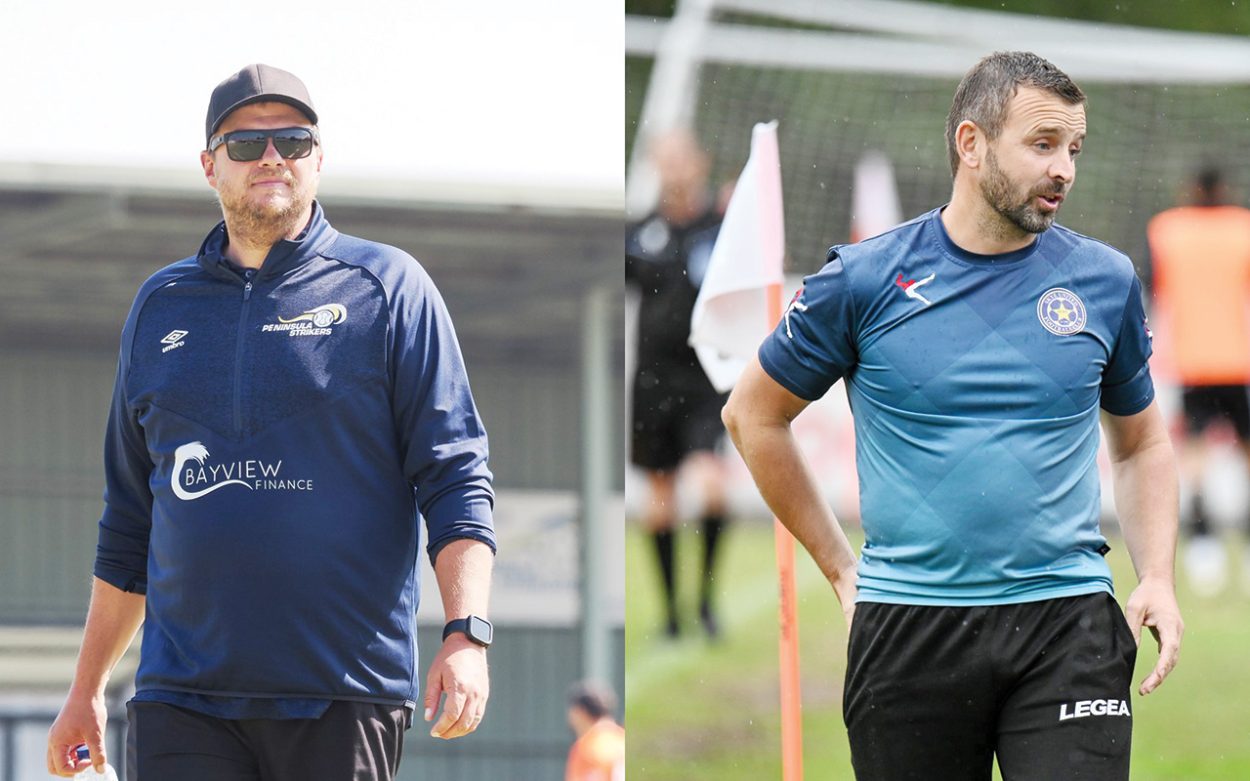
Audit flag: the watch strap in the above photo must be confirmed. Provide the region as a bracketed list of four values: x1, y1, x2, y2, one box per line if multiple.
[442, 615, 492, 647]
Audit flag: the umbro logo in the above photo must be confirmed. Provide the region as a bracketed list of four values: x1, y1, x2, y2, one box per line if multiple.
[895, 272, 935, 306]
[161, 330, 188, 353]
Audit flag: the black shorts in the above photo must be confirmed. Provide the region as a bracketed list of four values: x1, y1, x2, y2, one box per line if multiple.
[1181, 384, 1250, 439]
[844, 593, 1137, 781]
[126, 700, 410, 781]
[630, 365, 728, 471]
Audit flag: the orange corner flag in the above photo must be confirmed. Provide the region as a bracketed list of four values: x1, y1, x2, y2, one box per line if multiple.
[690, 120, 802, 780]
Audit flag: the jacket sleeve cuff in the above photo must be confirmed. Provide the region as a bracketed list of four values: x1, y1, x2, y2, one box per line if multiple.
[94, 510, 150, 594]
[426, 496, 496, 565]
[92, 562, 147, 594]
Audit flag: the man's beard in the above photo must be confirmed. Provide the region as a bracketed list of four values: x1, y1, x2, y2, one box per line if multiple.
[979, 147, 1063, 235]
[217, 173, 313, 246]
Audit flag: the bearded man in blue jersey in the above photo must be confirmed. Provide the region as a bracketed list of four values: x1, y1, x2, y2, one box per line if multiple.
[724, 51, 1183, 780]
[47, 64, 495, 780]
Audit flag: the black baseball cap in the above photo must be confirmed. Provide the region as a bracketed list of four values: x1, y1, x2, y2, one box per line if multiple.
[205, 64, 318, 147]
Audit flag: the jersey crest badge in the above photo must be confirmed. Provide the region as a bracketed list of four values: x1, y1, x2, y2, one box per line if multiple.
[262, 303, 348, 336]
[1037, 288, 1087, 336]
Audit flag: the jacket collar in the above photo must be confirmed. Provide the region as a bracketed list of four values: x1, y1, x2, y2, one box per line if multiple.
[196, 200, 338, 281]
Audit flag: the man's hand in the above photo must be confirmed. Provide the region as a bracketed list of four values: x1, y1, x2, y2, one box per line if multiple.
[424, 635, 490, 739]
[46, 689, 108, 777]
[1124, 576, 1183, 695]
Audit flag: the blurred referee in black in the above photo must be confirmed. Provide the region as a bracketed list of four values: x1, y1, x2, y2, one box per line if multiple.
[627, 129, 729, 639]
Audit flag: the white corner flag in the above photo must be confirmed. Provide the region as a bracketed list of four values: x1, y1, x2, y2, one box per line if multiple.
[689, 121, 786, 392]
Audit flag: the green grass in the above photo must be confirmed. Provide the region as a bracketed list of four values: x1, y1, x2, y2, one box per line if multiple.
[626, 522, 1250, 780]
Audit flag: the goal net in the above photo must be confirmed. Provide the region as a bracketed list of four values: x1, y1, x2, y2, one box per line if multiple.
[627, 0, 1250, 278]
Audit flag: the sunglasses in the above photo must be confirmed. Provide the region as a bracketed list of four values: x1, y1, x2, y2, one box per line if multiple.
[207, 126, 320, 162]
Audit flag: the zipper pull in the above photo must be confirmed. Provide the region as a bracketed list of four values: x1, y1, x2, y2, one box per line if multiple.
[243, 269, 255, 301]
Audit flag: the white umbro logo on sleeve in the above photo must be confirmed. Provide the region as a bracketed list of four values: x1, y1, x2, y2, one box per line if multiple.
[161, 330, 188, 353]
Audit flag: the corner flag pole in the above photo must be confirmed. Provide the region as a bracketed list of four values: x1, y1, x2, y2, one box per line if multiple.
[686, 120, 802, 778]
[767, 283, 803, 781]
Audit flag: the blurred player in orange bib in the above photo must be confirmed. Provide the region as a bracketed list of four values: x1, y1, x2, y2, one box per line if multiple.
[1148, 166, 1250, 594]
[565, 681, 624, 781]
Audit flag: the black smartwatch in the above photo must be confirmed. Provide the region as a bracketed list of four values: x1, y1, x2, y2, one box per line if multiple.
[442, 615, 493, 648]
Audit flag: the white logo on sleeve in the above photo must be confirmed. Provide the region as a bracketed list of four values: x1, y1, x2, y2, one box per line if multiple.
[161, 330, 188, 353]
[263, 303, 347, 336]
[1058, 698, 1131, 721]
[784, 287, 808, 339]
[171, 441, 312, 501]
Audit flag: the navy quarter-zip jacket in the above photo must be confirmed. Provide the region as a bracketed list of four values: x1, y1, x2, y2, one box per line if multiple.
[93, 202, 494, 713]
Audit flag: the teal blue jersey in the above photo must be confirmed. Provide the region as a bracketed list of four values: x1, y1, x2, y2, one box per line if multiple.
[759, 208, 1154, 605]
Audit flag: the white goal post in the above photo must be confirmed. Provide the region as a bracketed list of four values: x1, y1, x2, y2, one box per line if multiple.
[626, 0, 1250, 273]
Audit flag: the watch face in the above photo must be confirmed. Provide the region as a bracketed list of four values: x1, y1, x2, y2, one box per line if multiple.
[467, 615, 493, 645]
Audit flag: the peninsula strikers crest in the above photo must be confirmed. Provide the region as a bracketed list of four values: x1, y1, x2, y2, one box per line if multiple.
[263, 303, 347, 336]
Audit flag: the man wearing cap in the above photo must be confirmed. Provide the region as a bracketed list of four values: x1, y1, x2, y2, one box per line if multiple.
[47, 64, 496, 780]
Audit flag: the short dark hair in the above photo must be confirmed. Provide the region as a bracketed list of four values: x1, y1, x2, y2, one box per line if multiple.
[945, 52, 1086, 177]
[1195, 165, 1224, 203]
[568, 681, 617, 720]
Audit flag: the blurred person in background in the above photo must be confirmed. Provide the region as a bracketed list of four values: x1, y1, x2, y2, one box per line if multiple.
[1147, 166, 1250, 595]
[565, 681, 624, 781]
[626, 129, 730, 639]
[724, 52, 1182, 780]
[46, 64, 496, 780]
